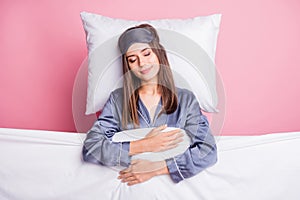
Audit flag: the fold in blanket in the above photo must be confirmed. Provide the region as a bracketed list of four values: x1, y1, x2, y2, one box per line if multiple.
[0, 128, 299, 200]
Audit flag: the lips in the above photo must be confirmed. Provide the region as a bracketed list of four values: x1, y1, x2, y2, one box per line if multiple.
[140, 66, 152, 74]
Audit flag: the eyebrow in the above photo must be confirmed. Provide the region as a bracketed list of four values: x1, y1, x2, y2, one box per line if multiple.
[126, 48, 150, 58]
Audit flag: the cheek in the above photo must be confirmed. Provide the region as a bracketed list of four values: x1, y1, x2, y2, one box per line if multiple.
[153, 64, 160, 73]
[149, 54, 160, 65]
[128, 63, 138, 71]
[129, 66, 139, 76]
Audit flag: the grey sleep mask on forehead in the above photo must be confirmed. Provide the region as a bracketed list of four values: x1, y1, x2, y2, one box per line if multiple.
[118, 28, 154, 54]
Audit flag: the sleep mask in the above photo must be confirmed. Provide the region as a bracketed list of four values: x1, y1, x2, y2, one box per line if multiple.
[118, 28, 154, 54]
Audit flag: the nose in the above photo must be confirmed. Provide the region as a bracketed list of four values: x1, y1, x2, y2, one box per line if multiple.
[138, 56, 147, 67]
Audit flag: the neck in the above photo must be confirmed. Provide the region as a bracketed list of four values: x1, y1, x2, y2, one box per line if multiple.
[139, 83, 160, 95]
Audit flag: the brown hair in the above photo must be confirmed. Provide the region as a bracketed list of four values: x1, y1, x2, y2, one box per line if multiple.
[120, 24, 178, 129]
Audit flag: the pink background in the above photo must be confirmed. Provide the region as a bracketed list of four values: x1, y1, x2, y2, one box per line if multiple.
[1, 0, 299, 135]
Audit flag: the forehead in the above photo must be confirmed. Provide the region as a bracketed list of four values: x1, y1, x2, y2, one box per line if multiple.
[126, 43, 151, 55]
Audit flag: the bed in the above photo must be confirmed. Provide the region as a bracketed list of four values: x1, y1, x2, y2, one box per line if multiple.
[1, 127, 299, 200]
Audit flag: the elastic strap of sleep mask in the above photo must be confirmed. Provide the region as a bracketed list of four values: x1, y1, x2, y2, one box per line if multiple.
[118, 28, 154, 54]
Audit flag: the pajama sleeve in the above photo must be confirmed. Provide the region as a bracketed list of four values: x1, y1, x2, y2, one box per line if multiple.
[82, 93, 131, 167]
[165, 92, 217, 183]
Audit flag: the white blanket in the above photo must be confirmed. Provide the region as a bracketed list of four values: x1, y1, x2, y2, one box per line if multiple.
[0, 128, 299, 200]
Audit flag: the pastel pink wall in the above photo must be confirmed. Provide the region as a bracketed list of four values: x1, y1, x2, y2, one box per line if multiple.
[1, 0, 299, 135]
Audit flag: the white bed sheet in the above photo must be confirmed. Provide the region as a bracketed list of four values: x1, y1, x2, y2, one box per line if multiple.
[0, 128, 299, 200]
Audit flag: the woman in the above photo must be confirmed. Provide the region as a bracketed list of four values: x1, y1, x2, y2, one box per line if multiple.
[82, 24, 217, 186]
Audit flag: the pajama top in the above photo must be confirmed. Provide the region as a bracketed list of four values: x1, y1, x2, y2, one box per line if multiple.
[82, 87, 217, 183]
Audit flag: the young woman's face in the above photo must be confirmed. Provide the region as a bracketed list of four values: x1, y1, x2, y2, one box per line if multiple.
[126, 43, 160, 84]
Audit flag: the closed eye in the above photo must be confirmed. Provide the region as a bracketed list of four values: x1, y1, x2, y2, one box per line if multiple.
[127, 56, 137, 63]
[143, 51, 151, 57]
[128, 58, 136, 63]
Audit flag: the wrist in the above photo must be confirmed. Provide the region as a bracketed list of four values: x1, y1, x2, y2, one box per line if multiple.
[154, 161, 169, 176]
[129, 138, 148, 155]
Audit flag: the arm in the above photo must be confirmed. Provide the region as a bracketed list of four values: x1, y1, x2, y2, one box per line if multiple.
[82, 93, 131, 167]
[165, 93, 218, 183]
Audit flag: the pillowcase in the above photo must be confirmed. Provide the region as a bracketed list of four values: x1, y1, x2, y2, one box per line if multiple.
[80, 11, 221, 115]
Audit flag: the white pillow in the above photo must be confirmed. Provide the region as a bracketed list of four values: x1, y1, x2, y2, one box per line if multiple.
[112, 127, 191, 162]
[80, 11, 221, 115]
[109, 127, 190, 171]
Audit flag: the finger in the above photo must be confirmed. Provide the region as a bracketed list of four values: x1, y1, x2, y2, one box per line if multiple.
[154, 124, 167, 132]
[160, 136, 184, 151]
[147, 125, 167, 137]
[131, 159, 140, 165]
[120, 166, 133, 174]
[127, 180, 140, 186]
[170, 132, 184, 140]
[170, 137, 183, 144]
[166, 136, 184, 147]
[119, 171, 126, 175]
[118, 172, 133, 179]
[163, 143, 179, 151]
[120, 167, 131, 174]
[121, 175, 136, 183]
[161, 132, 183, 143]
[162, 129, 182, 137]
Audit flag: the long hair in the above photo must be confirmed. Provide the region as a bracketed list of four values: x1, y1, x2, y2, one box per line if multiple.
[120, 24, 178, 129]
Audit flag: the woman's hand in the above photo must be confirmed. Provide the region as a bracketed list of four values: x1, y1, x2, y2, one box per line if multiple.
[129, 125, 184, 155]
[144, 125, 184, 152]
[118, 159, 169, 186]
